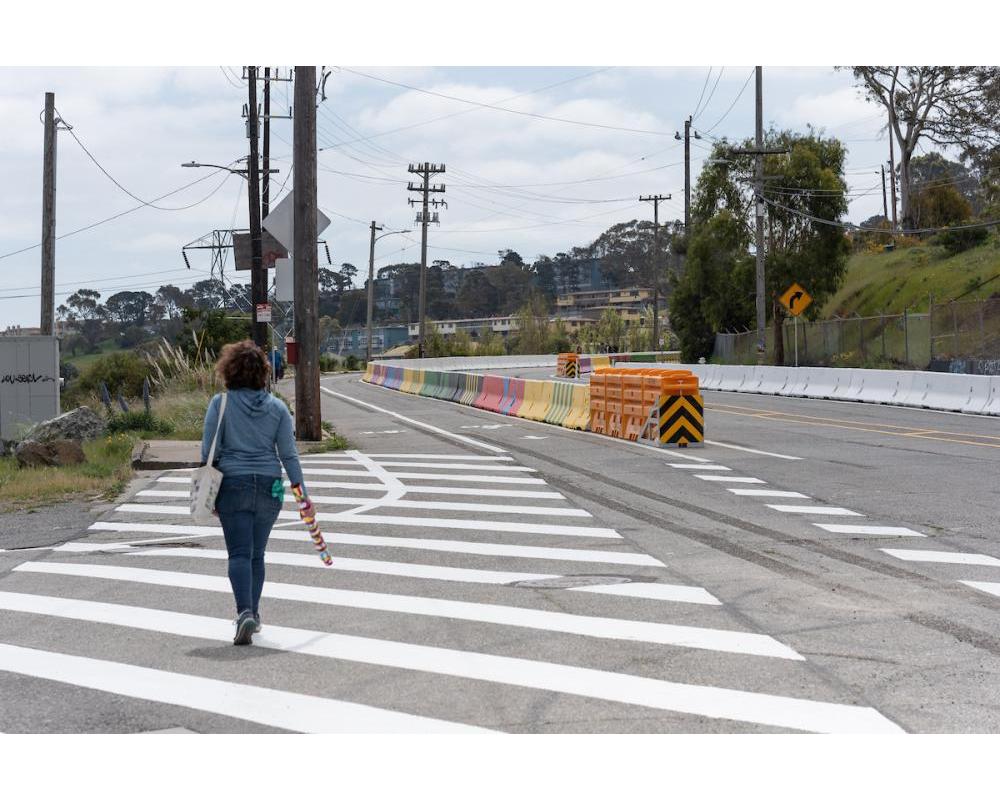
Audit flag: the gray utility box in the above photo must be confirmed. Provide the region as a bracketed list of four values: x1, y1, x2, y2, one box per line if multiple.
[0, 336, 60, 440]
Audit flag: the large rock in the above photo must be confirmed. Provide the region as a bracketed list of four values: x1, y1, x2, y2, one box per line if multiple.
[15, 438, 86, 468]
[22, 406, 106, 443]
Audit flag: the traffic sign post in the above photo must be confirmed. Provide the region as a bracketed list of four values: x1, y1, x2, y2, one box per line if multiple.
[779, 283, 812, 367]
[255, 303, 272, 323]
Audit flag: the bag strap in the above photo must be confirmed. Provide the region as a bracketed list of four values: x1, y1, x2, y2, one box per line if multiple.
[205, 392, 228, 466]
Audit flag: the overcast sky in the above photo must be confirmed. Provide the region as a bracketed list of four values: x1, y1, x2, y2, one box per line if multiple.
[0, 66, 895, 327]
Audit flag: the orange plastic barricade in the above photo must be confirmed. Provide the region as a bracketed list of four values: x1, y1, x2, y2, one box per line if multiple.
[622, 373, 645, 441]
[589, 372, 607, 435]
[604, 370, 624, 438]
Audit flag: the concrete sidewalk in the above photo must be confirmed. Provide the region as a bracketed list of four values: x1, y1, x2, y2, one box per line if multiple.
[133, 437, 337, 470]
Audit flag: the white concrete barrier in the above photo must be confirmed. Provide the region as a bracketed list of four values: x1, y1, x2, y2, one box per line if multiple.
[983, 377, 1000, 416]
[672, 364, 995, 416]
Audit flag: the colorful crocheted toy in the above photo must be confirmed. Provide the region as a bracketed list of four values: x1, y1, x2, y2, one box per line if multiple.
[290, 483, 332, 566]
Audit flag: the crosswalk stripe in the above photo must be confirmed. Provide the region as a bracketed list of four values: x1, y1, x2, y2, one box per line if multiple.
[0, 643, 484, 733]
[135, 491, 586, 518]
[0, 592, 902, 733]
[86, 522, 668, 569]
[727, 489, 809, 498]
[959, 581, 1000, 598]
[880, 549, 1000, 567]
[306, 458, 537, 472]
[114, 504, 621, 539]
[671, 464, 731, 471]
[155, 476, 565, 500]
[14, 563, 789, 658]
[124, 549, 684, 605]
[569, 582, 720, 604]
[766, 505, 864, 516]
[813, 524, 925, 537]
[304, 469, 547, 485]
[299, 451, 514, 461]
[695, 476, 766, 483]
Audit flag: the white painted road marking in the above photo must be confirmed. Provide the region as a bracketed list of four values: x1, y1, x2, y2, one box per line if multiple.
[338, 454, 515, 461]
[727, 489, 810, 499]
[813, 524, 926, 537]
[694, 475, 766, 484]
[960, 581, 1000, 598]
[0, 643, 484, 733]
[881, 549, 1000, 567]
[114, 504, 621, 539]
[303, 468, 547, 485]
[377, 462, 536, 472]
[135, 490, 587, 518]
[87, 521, 666, 569]
[320, 386, 507, 453]
[670, 464, 731, 471]
[0, 592, 902, 733]
[705, 441, 803, 461]
[766, 505, 864, 516]
[16, 563, 786, 658]
[155, 476, 566, 500]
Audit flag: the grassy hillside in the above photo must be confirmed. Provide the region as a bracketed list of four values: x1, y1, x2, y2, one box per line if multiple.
[822, 237, 1000, 317]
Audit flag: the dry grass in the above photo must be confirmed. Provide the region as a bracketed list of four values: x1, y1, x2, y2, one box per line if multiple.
[0, 433, 136, 511]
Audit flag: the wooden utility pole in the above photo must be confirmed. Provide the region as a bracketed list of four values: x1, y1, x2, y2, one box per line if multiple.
[262, 68, 271, 219]
[366, 220, 383, 362]
[639, 194, 671, 352]
[407, 162, 446, 357]
[683, 116, 692, 234]
[293, 65, 321, 440]
[40, 92, 57, 336]
[246, 66, 267, 348]
[754, 66, 765, 361]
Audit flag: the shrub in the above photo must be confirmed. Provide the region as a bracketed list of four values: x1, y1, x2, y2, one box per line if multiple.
[344, 354, 360, 371]
[107, 411, 174, 436]
[74, 351, 152, 400]
[934, 225, 990, 255]
[319, 353, 339, 372]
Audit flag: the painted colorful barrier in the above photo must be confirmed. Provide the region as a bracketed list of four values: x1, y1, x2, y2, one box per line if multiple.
[360, 360, 701, 443]
[362, 363, 593, 433]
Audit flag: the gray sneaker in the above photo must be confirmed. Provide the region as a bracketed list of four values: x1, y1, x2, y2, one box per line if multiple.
[234, 610, 256, 645]
[253, 612, 262, 634]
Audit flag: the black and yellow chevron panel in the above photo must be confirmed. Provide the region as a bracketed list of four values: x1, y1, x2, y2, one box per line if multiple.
[565, 361, 578, 379]
[658, 393, 704, 447]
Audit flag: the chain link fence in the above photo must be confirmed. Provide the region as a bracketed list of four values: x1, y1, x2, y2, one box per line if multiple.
[714, 298, 1000, 373]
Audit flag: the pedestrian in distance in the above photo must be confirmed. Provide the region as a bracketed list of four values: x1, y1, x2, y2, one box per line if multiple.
[200, 340, 306, 645]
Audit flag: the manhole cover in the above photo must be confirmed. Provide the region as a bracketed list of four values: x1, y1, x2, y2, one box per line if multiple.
[509, 574, 638, 590]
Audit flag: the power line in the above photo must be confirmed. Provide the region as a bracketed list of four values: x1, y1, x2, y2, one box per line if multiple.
[0, 170, 233, 262]
[339, 67, 671, 137]
[318, 67, 615, 154]
[761, 194, 1000, 234]
[219, 66, 243, 89]
[690, 67, 714, 120]
[700, 68, 754, 134]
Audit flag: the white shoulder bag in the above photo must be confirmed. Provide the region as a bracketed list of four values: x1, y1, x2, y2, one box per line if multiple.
[190, 393, 227, 523]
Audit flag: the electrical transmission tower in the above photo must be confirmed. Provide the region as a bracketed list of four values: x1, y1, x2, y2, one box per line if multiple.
[639, 193, 672, 351]
[407, 162, 446, 357]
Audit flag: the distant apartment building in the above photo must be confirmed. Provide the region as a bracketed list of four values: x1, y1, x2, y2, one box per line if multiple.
[325, 325, 410, 358]
[555, 287, 655, 322]
[406, 316, 521, 338]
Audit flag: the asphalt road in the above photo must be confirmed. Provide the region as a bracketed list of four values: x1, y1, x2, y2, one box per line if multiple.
[0, 369, 997, 733]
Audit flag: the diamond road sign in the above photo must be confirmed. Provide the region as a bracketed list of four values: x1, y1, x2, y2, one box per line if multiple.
[262, 192, 331, 252]
[779, 283, 812, 317]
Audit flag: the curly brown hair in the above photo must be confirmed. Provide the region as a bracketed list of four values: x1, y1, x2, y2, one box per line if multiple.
[216, 340, 270, 390]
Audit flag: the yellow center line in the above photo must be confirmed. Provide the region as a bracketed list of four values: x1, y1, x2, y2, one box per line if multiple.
[709, 408, 1000, 450]
[710, 402, 1000, 441]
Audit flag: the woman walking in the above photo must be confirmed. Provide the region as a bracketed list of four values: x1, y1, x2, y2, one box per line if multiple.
[200, 340, 305, 645]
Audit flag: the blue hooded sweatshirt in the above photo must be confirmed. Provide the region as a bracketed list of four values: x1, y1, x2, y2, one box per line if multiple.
[200, 389, 304, 488]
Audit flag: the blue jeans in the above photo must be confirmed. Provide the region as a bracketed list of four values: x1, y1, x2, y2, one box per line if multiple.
[215, 474, 283, 615]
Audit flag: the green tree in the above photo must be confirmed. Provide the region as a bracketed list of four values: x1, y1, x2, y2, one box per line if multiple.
[477, 325, 507, 356]
[513, 296, 552, 354]
[423, 321, 449, 358]
[910, 184, 972, 229]
[669, 211, 755, 361]
[177, 308, 251, 359]
[849, 67, 1000, 227]
[449, 329, 474, 356]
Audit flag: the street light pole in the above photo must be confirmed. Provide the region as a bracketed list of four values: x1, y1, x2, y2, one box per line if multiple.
[246, 66, 267, 349]
[367, 224, 411, 362]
